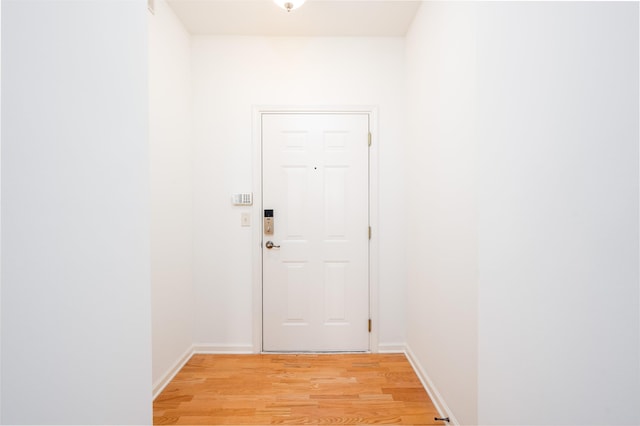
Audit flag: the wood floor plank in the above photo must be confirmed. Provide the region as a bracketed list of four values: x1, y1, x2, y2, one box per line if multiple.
[154, 353, 441, 425]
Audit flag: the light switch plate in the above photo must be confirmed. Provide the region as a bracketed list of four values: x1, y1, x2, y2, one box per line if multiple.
[241, 212, 251, 227]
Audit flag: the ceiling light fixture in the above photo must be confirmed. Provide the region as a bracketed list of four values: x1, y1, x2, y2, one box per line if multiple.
[273, 0, 306, 12]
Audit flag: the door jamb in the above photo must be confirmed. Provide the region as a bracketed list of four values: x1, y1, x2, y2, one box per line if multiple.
[251, 106, 380, 353]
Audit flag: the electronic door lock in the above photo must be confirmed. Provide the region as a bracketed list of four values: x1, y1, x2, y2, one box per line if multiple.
[264, 209, 274, 235]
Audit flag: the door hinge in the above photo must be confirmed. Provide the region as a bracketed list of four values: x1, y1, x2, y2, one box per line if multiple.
[368, 132, 372, 146]
[368, 226, 372, 240]
[368, 319, 372, 333]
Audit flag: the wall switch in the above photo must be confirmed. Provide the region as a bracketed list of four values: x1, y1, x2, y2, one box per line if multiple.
[241, 212, 251, 227]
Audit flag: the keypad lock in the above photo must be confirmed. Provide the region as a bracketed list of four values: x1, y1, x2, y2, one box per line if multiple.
[264, 210, 274, 235]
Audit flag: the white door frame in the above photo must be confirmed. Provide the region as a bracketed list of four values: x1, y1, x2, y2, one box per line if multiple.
[251, 106, 380, 353]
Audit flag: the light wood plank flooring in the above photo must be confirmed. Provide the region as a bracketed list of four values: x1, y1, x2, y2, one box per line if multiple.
[154, 353, 442, 425]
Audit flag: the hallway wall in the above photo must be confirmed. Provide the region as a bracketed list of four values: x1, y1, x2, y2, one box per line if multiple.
[190, 36, 408, 350]
[405, 3, 479, 424]
[1, 0, 152, 423]
[406, 2, 640, 425]
[475, 3, 639, 423]
[149, 0, 195, 391]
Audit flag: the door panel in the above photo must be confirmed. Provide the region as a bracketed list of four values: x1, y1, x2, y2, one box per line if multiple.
[262, 113, 369, 352]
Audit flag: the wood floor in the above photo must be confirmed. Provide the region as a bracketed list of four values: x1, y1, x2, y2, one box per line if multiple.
[154, 353, 442, 425]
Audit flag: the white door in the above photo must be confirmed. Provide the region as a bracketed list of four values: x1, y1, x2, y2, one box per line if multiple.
[262, 113, 370, 352]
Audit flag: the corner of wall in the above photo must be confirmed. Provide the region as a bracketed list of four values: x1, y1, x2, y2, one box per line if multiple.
[152, 345, 194, 400]
[404, 345, 460, 426]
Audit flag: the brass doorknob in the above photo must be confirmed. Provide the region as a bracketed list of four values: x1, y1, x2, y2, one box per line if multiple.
[265, 241, 280, 249]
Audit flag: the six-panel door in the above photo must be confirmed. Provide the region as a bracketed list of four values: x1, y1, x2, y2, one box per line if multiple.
[262, 113, 370, 352]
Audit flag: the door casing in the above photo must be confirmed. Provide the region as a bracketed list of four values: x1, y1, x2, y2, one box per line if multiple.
[251, 106, 380, 353]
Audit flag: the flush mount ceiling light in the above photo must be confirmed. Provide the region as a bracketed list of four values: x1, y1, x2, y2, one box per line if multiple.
[273, 0, 306, 12]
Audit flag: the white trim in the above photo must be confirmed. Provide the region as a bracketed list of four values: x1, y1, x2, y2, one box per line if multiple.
[404, 345, 459, 426]
[377, 343, 406, 353]
[251, 106, 263, 353]
[368, 108, 380, 353]
[193, 344, 255, 354]
[251, 105, 380, 353]
[152, 346, 194, 400]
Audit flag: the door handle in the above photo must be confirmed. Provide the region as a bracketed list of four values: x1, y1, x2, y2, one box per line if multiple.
[265, 241, 280, 249]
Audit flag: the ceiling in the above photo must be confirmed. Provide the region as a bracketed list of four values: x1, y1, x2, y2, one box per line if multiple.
[166, 0, 421, 37]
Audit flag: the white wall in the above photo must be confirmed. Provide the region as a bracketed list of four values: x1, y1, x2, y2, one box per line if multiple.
[0, 0, 3, 420]
[406, 2, 640, 425]
[476, 3, 639, 424]
[191, 36, 407, 349]
[1, 1, 152, 424]
[149, 0, 194, 391]
[405, 3, 479, 424]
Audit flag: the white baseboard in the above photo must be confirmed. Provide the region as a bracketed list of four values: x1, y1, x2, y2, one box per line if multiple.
[377, 343, 406, 353]
[404, 345, 459, 426]
[153, 344, 255, 400]
[193, 344, 255, 354]
[152, 345, 194, 400]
